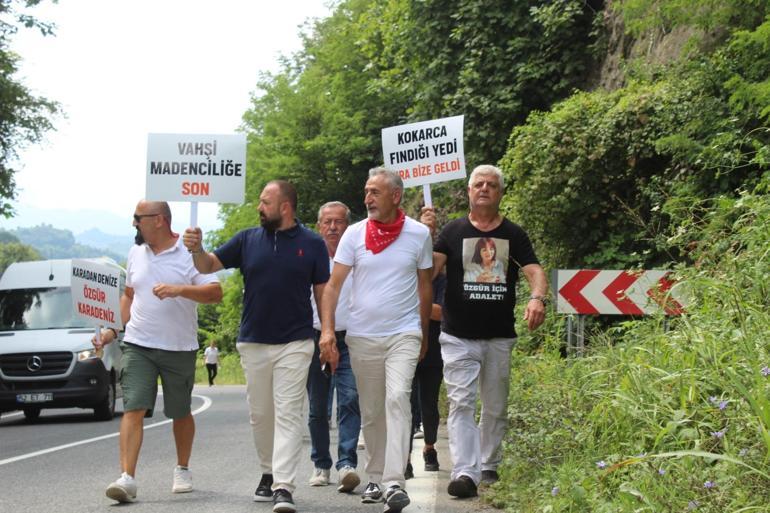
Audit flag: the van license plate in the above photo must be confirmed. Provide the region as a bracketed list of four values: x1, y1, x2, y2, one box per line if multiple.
[17, 393, 53, 403]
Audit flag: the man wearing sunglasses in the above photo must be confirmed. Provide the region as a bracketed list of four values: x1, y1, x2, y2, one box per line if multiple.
[95, 200, 222, 503]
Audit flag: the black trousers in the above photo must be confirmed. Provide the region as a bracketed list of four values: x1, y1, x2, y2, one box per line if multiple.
[206, 363, 218, 385]
[409, 363, 444, 450]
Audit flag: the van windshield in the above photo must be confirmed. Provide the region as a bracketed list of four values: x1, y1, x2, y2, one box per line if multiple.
[0, 287, 88, 331]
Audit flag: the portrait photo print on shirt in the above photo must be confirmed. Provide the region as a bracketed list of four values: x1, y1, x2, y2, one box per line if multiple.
[461, 237, 509, 301]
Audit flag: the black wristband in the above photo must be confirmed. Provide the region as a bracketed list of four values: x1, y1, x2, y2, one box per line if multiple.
[108, 327, 119, 339]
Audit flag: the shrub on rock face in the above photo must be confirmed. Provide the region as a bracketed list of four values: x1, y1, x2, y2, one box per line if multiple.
[499, 19, 770, 271]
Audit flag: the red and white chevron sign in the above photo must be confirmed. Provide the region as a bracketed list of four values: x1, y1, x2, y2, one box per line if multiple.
[555, 270, 686, 315]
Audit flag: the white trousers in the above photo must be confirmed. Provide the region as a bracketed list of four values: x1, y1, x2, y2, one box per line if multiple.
[439, 332, 515, 485]
[346, 331, 420, 490]
[237, 340, 313, 493]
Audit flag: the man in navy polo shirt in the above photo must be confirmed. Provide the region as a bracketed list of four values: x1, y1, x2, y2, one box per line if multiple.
[183, 180, 329, 513]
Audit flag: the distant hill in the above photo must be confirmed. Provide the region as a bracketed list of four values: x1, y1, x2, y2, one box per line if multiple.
[75, 228, 133, 259]
[4, 225, 126, 264]
[3, 205, 133, 236]
[3, 203, 221, 236]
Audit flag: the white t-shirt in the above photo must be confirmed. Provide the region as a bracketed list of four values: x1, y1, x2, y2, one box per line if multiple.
[334, 216, 432, 337]
[204, 346, 219, 364]
[312, 256, 352, 331]
[123, 237, 219, 351]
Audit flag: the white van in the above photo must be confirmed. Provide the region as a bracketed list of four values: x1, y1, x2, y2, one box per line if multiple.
[0, 258, 124, 422]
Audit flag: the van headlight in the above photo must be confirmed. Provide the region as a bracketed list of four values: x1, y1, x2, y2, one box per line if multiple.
[77, 349, 98, 361]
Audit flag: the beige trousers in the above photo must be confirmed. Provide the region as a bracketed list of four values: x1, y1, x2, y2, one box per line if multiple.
[346, 331, 421, 490]
[237, 339, 314, 493]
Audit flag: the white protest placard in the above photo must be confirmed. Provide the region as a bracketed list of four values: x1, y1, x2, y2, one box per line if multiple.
[381, 115, 466, 189]
[146, 133, 246, 204]
[70, 259, 122, 331]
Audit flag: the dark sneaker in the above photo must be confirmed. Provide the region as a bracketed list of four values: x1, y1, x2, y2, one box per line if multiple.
[361, 482, 384, 503]
[272, 488, 296, 513]
[383, 485, 410, 513]
[404, 461, 414, 480]
[447, 475, 478, 498]
[253, 473, 274, 502]
[423, 447, 439, 471]
[480, 469, 499, 485]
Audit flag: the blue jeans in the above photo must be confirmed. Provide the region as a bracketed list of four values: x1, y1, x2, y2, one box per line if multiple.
[307, 330, 361, 470]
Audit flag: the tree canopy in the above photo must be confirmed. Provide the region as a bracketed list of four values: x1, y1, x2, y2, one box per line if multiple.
[0, 0, 59, 218]
[0, 239, 39, 274]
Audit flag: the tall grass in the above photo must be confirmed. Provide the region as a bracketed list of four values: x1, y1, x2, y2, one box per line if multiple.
[489, 180, 770, 511]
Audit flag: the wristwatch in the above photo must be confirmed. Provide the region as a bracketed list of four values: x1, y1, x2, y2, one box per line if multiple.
[529, 295, 549, 306]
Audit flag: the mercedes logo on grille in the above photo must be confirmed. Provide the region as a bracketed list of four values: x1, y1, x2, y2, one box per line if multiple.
[27, 355, 43, 372]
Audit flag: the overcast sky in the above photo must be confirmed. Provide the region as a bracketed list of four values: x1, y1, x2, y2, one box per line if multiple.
[4, 0, 331, 236]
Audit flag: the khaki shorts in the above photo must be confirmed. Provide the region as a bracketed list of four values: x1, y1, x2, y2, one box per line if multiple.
[120, 342, 197, 419]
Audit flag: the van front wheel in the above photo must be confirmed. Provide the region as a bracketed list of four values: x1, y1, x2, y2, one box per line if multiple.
[23, 406, 41, 422]
[94, 377, 116, 421]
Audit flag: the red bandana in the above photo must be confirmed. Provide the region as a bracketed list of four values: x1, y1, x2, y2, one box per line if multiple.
[365, 209, 406, 254]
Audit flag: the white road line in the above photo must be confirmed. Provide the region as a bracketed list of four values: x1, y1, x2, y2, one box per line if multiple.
[0, 394, 212, 466]
[407, 439, 438, 513]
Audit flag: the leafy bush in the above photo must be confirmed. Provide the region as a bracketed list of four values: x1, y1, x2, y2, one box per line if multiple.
[499, 18, 770, 271]
[616, 0, 770, 36]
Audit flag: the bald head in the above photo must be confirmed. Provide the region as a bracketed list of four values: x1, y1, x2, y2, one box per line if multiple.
[139, 200, 172, 225]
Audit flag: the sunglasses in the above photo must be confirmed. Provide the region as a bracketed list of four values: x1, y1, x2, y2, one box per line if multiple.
[133, 213, 161, 223]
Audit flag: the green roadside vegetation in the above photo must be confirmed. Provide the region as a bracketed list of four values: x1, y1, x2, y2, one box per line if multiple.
[491, 174, 769, 511]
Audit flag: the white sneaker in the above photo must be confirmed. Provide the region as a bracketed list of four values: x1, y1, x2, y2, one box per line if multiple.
[172, 465, 193, 493]
[106, 472, 137, 503]
[337, 466, 360, 492]
[309, 467, 330, 486]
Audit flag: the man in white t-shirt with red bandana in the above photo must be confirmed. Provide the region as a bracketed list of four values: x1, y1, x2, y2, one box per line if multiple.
[320, 167, 433, 513]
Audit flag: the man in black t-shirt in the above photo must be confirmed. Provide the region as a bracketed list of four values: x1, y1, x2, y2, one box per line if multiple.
[421, 165, 548, 499]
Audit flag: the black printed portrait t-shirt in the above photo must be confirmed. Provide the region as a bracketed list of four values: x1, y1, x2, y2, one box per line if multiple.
[434, 217, 539, 339]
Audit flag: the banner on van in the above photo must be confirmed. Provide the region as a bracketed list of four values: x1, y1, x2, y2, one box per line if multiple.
[70, 260, 123, 330]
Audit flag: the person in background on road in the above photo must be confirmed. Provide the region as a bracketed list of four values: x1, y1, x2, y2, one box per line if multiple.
[320, 167, 433, 513]
[95, 200, 222, 503]
[421, 164, 547, 499]
[306, 201, 362, 493]
[183, 180, 329, 513]
[204, 340, 220, 386]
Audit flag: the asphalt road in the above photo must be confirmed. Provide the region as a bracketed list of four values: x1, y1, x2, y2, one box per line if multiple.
[0, 385, 498, 513]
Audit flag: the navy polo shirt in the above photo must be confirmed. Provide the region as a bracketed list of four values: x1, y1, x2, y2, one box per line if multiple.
[214, 221, 329, 344]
